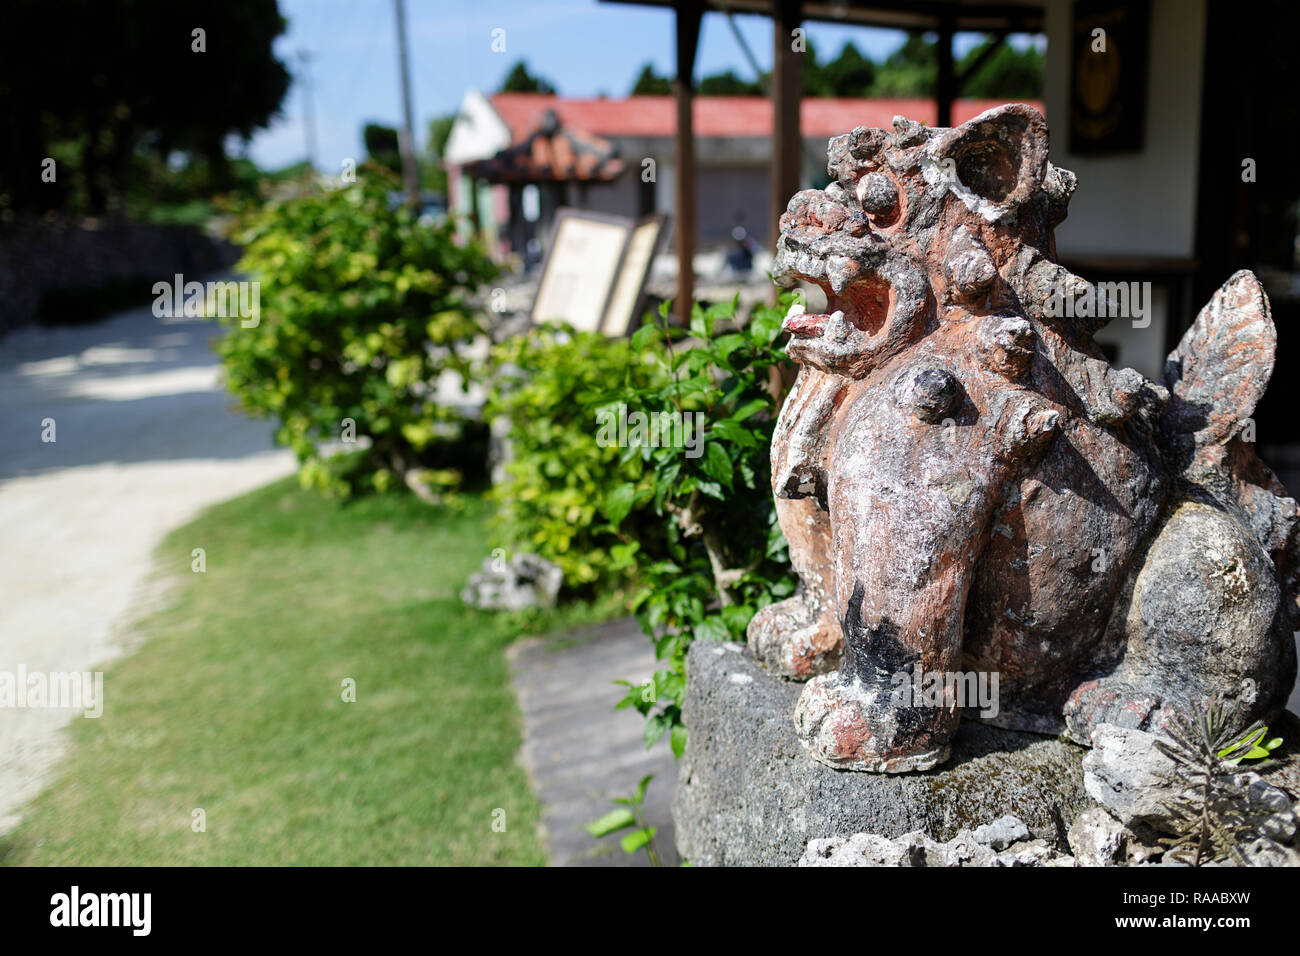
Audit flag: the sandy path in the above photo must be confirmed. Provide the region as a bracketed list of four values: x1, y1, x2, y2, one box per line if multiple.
[0, 305, 294, 833]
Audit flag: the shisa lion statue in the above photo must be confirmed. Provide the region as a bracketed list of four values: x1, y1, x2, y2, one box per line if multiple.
[749, 104, 1298, 772]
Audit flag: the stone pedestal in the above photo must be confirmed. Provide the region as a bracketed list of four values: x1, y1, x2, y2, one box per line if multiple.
[673, 641, 1092, 866]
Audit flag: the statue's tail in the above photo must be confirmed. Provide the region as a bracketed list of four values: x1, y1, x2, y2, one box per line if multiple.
[1161, 270, 1276, 465]
[1161, 270, 1300, 619]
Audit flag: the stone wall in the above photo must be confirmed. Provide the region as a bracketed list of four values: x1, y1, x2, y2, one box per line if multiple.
[0, 215, 238, 337]
[673, 641, 1091, 866]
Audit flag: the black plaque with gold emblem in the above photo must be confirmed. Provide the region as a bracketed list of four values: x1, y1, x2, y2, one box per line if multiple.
[1069, 0, 1150, 154]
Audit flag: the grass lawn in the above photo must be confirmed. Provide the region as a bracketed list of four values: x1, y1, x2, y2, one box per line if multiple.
[0, 479, 620, 866]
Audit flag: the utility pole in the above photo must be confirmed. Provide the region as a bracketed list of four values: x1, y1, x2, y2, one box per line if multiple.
[393, 0, 421, 207]
[296, 49, 318, 170]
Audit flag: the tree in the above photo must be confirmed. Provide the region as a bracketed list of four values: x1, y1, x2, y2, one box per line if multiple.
[870, 32, 937, 97]
[630, 63, 672, 95]
[801, 38, 829, 96]
[427, 116, 456, 160]
[0, 0, 290, 214]
[697, 70, 762, 96]
[822, 41, 876, 97]
[958, 38, 1043, 98]
[499, 60, 556, 94]
[424, 114, 456, 195]
[363, 123, 402, 175]
[142, 0, 291, 191]
[868, 32, 1043, 100]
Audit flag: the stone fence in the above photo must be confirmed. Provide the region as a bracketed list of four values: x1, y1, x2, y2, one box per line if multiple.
[0, 215, 239, 338]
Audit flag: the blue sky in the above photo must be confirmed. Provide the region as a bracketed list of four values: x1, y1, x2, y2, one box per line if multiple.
[246, 0, 1019, 172]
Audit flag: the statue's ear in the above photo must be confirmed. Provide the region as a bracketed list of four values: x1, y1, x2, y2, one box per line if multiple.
[933, 104, 1048, 210]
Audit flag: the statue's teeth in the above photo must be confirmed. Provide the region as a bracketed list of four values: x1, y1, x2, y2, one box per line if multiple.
[799, 252, 823, 278]
[827, 256, 859, 294]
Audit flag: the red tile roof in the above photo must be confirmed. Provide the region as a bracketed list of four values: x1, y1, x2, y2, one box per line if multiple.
[490, 93, 1044, 142]
[467, 109, 625, 182]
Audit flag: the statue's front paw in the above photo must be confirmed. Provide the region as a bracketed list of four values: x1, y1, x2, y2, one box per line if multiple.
[794, 672, 874, 767]
[747, 599, 842, 680]
[794, 671, 951, 773]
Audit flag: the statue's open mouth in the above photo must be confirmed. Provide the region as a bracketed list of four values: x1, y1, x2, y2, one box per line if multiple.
[783, 275, 894, 341]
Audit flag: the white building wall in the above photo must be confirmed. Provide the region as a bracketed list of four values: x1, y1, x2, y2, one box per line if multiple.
[444, 89, 511, 165]
[1042, 0, 1206, 378]
[1043, 0, 1206, 259]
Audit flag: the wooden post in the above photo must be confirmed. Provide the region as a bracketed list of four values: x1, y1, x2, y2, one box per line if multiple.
[772, 0, 803, 257]
[467, 173, 482, 242]
[507, 183, 526, 258]
[936, 9, 955, 129]
[673, 2, 703, 326]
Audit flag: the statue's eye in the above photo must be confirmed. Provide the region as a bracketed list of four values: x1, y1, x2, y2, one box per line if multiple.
[906, 368, 962, 423]
[856, 172, 899, 221]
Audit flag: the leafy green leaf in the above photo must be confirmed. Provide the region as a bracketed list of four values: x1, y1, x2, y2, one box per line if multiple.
[694, 615, 729, 643]
[695, 478, 726, 501]
[670, 724, 689, 759]
[603, 482, 638, 526]
[644, 712, 668, 748]
[721, 604, 755, 636]
[585, 808, 636, 837]
[731, 398, 769, 422]
[748, 310, 784, 346]
[690, 301, 709, 339]
[710, 419, 759, 447]
[630, 323, 662, 351]
[620, 827, 656, 854]
[701, 441, 734, 489]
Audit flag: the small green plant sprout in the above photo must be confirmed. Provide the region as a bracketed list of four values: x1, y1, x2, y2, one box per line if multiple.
[1154, 699, 1285, 866]
[585, 774, 662, 866]
[1216, 723, 1283, 765]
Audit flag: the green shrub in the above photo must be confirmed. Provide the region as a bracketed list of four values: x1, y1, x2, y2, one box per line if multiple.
[609, 295, 796, 754]
[486, 323, 665, 589]
[488, 292, 801, 754]
[214, 166, 497, 498]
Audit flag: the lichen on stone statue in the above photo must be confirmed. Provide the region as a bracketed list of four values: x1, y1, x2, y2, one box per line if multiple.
[749, 104, 1299, 772]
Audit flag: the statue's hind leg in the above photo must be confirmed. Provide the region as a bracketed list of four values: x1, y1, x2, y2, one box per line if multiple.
[1064, 497, 1297, 744]
[748, 496, 842, 679]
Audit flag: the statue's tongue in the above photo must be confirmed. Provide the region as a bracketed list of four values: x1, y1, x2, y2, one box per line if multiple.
[784, 312, 830, 337]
